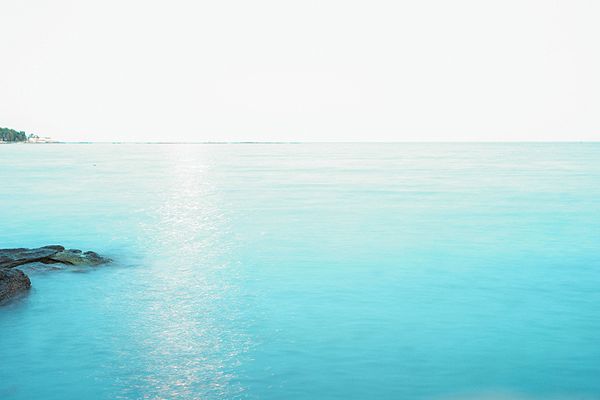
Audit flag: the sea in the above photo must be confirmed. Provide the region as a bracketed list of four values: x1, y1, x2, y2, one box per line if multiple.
[1, 143, 599, 399]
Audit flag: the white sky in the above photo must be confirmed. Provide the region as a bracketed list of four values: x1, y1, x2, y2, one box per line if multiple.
[1, 0, 599, 142]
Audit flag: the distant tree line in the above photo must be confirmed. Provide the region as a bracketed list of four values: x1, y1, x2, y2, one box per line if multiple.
[0, 127, 38, 142]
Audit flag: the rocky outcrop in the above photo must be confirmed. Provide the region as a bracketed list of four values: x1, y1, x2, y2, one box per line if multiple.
[44, 249, 108, 266]
[0, 245, 111, 304]
[0, 245, 111, 269]
[0, 269, 31, 303]
[0, 245, 66, 269]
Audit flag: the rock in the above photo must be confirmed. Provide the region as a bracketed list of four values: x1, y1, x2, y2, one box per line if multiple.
[0, 269, 31, 303]
[47, 249, 110, 266]
[0, 246, 110, 269]
[0, 245, 111, 304]
[0, 245, 65, 269]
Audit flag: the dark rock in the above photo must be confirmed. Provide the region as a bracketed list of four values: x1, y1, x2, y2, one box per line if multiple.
[0, 269, 31, 303]
[47, 249, 110, 266]
[81, 251, 108, 265]
[0, 246, 110, 269]
[0, 245, 65, 269]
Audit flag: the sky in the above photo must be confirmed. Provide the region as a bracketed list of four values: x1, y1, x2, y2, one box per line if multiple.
[1, 0, 599, 142]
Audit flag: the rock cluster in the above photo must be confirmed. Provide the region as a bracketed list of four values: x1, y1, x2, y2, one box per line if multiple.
[0, 245, 111, 303]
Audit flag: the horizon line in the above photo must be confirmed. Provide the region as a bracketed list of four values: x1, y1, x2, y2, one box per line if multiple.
[10, 140, 600, 144]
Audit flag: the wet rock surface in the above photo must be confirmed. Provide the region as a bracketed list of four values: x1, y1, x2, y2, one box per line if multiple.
[0, 245, 66, 269]
[0, 269, 31, 303]
[0, 245, 111, 269]
[0, 245, 111, 304]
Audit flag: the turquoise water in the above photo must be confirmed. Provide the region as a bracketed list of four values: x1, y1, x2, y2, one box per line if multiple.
[1, 143, 600, 399]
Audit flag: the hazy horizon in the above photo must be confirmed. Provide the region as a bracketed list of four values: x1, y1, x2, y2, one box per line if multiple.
[7, 139, 600, 144]
[2, 0, 599, 142]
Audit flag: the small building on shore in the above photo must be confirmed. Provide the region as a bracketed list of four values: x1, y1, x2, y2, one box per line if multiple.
[27, 136, 57, 143]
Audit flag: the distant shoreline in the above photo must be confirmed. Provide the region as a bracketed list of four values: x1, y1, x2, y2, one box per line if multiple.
[1, 141, 599, 145]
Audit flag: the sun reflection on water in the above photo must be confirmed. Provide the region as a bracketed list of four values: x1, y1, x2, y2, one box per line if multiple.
[117, 147, 249, 399]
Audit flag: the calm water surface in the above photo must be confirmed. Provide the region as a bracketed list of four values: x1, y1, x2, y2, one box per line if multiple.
[1, 143, 599, 399]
